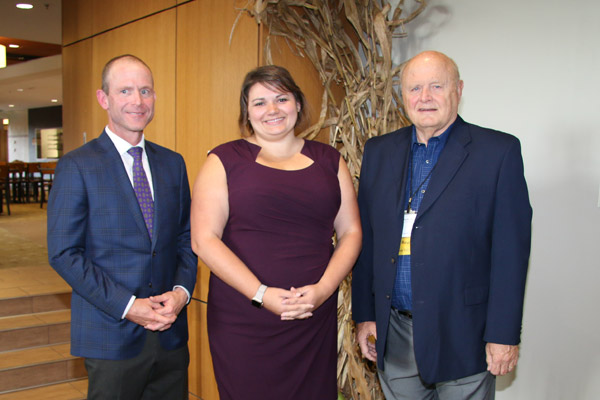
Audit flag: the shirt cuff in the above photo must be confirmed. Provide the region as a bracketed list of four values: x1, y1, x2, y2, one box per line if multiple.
[122, 295, 136, 319]
[173, 285, 191, 304]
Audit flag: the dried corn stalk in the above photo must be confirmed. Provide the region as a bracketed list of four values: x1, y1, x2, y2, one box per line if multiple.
[234, 1, 426, 398]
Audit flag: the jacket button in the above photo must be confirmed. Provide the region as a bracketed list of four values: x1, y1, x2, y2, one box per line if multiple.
[391, 257, 395, 264]
[385, 295, 391, 300]
[148, 282, 152, 288]
[152, 251, 157, 256]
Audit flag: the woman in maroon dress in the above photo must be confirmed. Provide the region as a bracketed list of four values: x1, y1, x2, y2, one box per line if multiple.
[191, 65, 361, 399]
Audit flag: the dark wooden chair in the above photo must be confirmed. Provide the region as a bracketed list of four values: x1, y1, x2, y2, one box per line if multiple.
[8, 161, 27, 203]
[25, 163, 43, 203]
[39, 162, 57, 208]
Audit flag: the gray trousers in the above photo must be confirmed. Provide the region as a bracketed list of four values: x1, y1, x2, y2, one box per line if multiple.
[378, 308, 495, 400]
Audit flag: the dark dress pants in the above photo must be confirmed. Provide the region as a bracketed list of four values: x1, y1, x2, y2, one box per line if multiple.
[84, 331, 189, 400]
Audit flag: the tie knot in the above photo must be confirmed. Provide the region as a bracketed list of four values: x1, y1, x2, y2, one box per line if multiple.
[128, 147, 143, 160]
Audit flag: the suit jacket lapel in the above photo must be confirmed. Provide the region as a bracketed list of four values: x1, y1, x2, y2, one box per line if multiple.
[391, 128, 412, 220]
[97, 131, 151, 243]
[417, 117, 471, 219]
[145, 142, 160, 249]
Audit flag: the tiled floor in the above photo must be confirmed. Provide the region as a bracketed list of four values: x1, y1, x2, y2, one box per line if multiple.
[0, 310, 70, 331]
[0, 343, 74, 370]
[0, 203, 70, 300]
[0, 380, 88, 400]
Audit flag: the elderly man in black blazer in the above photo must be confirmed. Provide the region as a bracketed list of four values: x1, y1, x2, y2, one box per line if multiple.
[352, 51, 532, 399]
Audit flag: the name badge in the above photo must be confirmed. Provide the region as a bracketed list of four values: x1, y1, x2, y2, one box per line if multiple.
[398, 212, 416, 256]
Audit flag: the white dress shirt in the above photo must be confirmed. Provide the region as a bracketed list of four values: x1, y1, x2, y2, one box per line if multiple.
[104, 127, 190, 319]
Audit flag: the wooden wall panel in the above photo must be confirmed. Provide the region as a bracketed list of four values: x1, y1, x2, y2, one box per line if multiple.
[62, 40, 94, 153]
[187, 299, 219, 400]
[0, 127, 8, 162]
[91, 10, 177, 149]
[262, 28, 330, 144]
[176, 0, 259, 302]
[62, 0, 93, 45]
[91, 0, 176, 36]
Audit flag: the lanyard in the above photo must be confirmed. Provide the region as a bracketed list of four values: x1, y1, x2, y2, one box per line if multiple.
[406, 150, 436, 213]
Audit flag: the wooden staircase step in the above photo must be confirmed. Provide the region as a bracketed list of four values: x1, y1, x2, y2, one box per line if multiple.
[0, 293, 71, 318]
[0, 344, 86, 393]
[0, 378, 88, 400]
[0, 310, 71, 352]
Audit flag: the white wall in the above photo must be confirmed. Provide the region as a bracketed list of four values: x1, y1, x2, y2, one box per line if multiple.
[1, 110, 29, 162]
[392, 0, 600, 399]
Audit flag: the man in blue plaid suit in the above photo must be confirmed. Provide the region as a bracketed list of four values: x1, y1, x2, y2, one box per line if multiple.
[47, 54, 197, 399]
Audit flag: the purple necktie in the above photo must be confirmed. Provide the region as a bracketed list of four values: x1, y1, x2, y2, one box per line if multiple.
[127, 147, 154, 238]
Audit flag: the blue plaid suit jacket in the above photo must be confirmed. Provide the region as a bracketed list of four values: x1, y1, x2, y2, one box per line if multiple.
[47, 131, 197, 360]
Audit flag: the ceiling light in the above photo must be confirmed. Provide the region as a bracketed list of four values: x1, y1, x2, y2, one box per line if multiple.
[17, 88, 24, 92]
[16, 3, 34, 9]
[0, 45, 6, 68]
[8, 105, 15, 108]
[9, 44, 20, 49]
[3, 119, 9, 125]
[51, 99, 58, 103]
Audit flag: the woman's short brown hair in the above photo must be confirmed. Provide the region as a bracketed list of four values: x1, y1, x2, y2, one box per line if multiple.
[238, 65, 309, 137]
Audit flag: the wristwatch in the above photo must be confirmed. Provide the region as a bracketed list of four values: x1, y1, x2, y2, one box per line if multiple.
[251, 284, 268, 308]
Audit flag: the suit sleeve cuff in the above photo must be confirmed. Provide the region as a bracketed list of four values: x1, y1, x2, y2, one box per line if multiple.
[121, 295, 136, 319]
[173, 285, 191, 304]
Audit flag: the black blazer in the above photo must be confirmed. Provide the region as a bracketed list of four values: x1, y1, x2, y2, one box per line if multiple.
[352, 116, 532, 383]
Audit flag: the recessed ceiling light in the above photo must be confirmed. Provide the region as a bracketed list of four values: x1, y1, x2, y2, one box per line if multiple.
[16, 3, 34, 9]
[16, 88, 24, 92]
[8, 104, 15, 108]
[51, 99, 58, 103]
[2, 119, 9, 125]
[9, 44, 20, 49]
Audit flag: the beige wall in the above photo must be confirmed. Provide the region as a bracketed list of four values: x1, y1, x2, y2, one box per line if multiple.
[61, 1, 327, 398]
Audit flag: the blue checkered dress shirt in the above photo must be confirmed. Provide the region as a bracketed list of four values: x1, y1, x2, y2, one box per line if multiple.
[391, 124, 452, 311]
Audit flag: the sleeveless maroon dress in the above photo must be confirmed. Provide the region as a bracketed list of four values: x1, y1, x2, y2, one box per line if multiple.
[207, 139, 341, 400]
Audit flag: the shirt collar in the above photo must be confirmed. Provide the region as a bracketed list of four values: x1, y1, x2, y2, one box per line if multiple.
[104, 126, 146, 156]
[411, 121, 455, 147]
